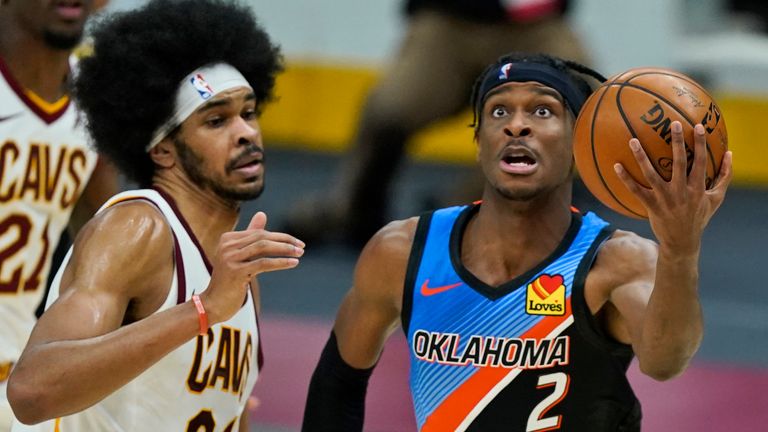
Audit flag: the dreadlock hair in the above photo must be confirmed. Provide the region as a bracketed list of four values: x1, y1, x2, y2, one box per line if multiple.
[74, 0, 283, 187]
[469, 52, 606, 133]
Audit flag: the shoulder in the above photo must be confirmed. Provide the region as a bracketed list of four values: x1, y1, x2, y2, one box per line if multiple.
[65, 199, 174, 296]
[597, 230, 658, 270]
[587, 229, 658, 300]
[351, 216, 420, 305]
[357, 216, 419, 270]
[80, 199, 170, 243]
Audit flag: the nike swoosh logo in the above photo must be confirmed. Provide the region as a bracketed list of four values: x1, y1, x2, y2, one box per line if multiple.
[0, 112, 22, 122]
[420, 279, 463, 296]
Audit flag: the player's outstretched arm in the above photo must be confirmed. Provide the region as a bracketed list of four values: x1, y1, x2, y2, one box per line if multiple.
[601, 120, 733, 380]
[7, 206, 303, 425]
[302, 218, 417, 432]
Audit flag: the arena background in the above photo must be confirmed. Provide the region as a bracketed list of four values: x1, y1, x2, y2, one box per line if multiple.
[103, 1, 768, 430]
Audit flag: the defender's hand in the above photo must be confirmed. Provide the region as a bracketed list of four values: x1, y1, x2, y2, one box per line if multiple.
[202, 212, 305, 324]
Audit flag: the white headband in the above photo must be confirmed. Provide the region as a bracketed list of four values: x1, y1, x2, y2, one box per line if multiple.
[146, 63, 252, 151]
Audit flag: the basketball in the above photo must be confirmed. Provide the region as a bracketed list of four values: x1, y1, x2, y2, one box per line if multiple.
[572, 67, 728, 219]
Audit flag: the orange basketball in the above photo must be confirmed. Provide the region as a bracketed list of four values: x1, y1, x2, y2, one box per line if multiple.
[573, 67, 728, 219]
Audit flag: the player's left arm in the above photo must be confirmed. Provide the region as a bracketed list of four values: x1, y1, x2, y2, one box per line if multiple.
[598, 120, 733, 380]
[67, 156, 120, 236]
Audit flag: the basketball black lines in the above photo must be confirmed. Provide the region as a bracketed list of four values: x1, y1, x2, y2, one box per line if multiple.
[573, 67, 727, 219]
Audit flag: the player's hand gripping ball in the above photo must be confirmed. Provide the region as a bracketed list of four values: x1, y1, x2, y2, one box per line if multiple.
[573, 67, 728, 219]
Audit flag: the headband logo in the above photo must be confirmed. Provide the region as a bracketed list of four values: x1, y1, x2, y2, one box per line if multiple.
[190, 73, 214, 100]
[498, 63, 513, 79]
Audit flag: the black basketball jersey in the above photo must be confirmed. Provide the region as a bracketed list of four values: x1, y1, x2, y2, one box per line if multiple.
[402, 204, 641, 431]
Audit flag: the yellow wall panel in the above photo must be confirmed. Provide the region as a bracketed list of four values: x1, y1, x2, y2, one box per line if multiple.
[259, 63, 378, 152]
[262, 61, 767, 184]
[409, 112, 476, 163]
[716, 94, 768, 185]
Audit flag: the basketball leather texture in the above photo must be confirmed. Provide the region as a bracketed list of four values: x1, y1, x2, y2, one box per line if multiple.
[573, 67, 728, 219]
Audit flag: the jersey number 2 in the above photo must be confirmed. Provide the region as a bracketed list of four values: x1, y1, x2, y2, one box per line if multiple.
[0, 214, 49, 293]
[526, 372, 570, 431]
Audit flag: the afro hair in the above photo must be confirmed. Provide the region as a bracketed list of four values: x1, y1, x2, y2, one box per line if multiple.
[74, 0, 283, 186]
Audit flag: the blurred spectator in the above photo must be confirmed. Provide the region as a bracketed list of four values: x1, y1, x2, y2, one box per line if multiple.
[729, 0, 768, 32]
[283, 0, 591, 247]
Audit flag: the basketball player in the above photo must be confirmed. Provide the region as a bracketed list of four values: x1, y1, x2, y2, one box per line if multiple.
[6, 1, 301, 430]
[302, 53, 733, 431]
[0, 1, 117, 429]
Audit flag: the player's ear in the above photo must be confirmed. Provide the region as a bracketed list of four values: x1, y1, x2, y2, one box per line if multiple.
[474, 127, 482, 162]
[149, 136, 176, 168]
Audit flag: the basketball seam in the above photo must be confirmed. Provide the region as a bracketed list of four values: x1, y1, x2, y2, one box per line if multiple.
[580, 70, 725, 219]
[619, 72, 720, 177]
[624, 70, 714, 99]
[615, 82, 696, 125]
[589, 83, 645, 218]
[614, 81, 718, 181]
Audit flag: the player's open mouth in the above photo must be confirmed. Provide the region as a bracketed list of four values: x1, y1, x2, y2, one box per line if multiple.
[502, 155, 535, 165]
[500, 147, 538, 174]
[54, 0, 85, 20]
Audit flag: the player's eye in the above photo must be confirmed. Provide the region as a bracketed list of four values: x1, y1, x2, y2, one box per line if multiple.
[491, 106, 508, 118]
[242, 109, 258, 121]
[206, 116, 225, 127]
[534, 107, 552, 117]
